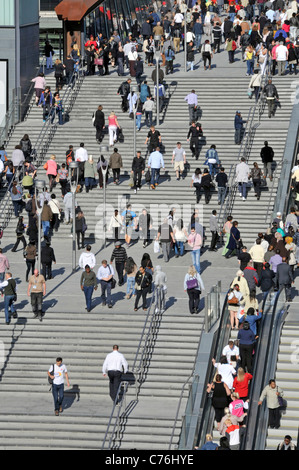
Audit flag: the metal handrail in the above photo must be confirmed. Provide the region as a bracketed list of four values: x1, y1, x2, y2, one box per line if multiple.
[101, 285, 166, 450]
[264, 158, 284, 224]
[0, 61, 85, 233]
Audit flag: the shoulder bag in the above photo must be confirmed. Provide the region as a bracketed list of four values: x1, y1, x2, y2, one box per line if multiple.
[108, 265, 116, 289]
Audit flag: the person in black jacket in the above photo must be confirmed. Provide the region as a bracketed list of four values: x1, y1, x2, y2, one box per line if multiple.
[41, 241, 56, 280]
[12, 216, 27, 252]
[187, 121, 203, 160]
[201, 168, 213, 204]
[94, 105, 105, 143]
[258, 263, 275, 299]
[131, 151, 145, 193]
[260, 141, 274, 181]
[134, 266, 152, 311]
[117, 78, 132, 112]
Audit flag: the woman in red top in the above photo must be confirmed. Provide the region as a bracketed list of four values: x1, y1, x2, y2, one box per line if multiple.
[233, 367, 252, 400]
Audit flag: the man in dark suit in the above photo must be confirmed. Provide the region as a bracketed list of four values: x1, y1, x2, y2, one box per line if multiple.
[276, 257, 294, 301]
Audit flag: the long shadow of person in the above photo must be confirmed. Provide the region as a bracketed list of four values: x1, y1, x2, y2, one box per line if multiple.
[62, 384, 80, 411]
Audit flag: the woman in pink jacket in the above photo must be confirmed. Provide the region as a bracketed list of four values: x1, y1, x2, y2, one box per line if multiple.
[187, 226, 203, 274]
[44, 154, 58, 192]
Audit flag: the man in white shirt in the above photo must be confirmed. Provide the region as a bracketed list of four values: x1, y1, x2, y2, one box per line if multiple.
[75, 143, 88, 187]
[222, 340, 240, 366]
[102, 345, 128, 403]
[48, 357, 70, 416]
[97, 259, 115, 307]
[275, 42, 288, 75]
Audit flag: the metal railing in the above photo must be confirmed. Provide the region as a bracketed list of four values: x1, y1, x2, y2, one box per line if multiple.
[101, 285, 166, 450]
[0, 61, 85, 233]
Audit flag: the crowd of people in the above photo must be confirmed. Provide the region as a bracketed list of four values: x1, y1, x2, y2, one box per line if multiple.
[0, 0, 298, 445]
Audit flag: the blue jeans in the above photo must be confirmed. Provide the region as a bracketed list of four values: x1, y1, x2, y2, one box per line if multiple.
[187, 61, 194, 71]
[4, 295, 16, 323]
[85, 177, 96, 189]
[100, 280, 112, 305]
[136, 114, 142, 130]
[175, 241, 185, 256]
[126, 276, 136, 296]
[191, 249, 201, 274]
[247, 59, 254, 75]
[218, 186, 226, 204]
[151, 168, 160, 186]
[83, 285, 94, 310]
[238, 182, 247, 199]
[42, 220, 50, 237]
[208, 163, 218, 177]
[195, 34, 202, 49]
[52, 383, 64, 411]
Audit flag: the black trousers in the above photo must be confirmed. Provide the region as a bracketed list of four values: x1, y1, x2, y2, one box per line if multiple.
[76, 231, 85, 249]
[187, 288, 200, 313]
[239, 343, 254, 374]
[133, 170, 142, 189]
[210, 231, 219, 250]
[268, 407, 281, 428]
[42, 262, 53, 280]
[26, 259, 36, 282]
[190, 138, 199, 159]
[12, 236, 27, 252]
[115, 261, 125, 285]
[134, 286, 150, 309]
[108, 370, 122, 403]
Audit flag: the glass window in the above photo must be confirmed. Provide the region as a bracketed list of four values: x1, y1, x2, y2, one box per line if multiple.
[0, 0, 14, 26]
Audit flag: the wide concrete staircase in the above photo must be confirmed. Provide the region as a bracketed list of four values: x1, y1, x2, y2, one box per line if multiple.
[0, 51, 295, 449]
[3, 71, 294, 247]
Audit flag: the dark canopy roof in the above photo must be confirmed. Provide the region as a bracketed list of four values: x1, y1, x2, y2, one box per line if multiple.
[55, 0, 104, 22]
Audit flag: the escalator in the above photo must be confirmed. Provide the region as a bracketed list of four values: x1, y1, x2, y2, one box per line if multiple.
[194, 288, 287, 450]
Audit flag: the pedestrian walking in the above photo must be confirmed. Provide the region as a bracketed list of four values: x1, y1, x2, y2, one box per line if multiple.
[108, 148, 123, 185]
[102, 345, 128, 404]
[258, 379, 284, 429]
[184, 264, 205, 314]
[131, 151, 145, 193]
[27, 269, 46, 322]
[0, 248, 10, 282]
[187, 226, 203, 274]
[215, 167, 228, 205]
[80, 264, 97, 312]
[184, 90, 198, 125]
[156, 218, 175, 263]
[121, 203, 137, 247]
[236, 157, 250, 201]
[234, 111, 246, 145]
[12, 216, 27, 253]
[0, 272, 18, 325]
[110, 241, 127, 286]
[48, 357, 70, 416]
[134, 266, 152, 311]
[209, 209, 219, 251]
[97, 259, 115, 308]
[172, 142, 186, 181]
[147, 147, 165, 190]
[41, 241, 56, 280]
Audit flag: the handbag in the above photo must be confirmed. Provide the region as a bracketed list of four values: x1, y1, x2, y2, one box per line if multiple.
[186, 277, 198, 289]
[228, 294, 239, 305]
[108, 265, 116, 289]
[277, 388, 284, 407]
[154, 240, 160, 253]
[145, 169, 151, 183]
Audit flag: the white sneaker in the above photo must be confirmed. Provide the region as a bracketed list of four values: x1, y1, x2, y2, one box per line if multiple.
[243, 197, 246, 201]
[239, 193, 242, 197]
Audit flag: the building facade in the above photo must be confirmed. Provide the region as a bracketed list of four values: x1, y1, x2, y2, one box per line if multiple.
[0, 0, 39, 127]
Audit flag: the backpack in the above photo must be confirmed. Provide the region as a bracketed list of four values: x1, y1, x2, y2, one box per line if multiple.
[48, 364, 55, 385]
[232, 41, 237, 51]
